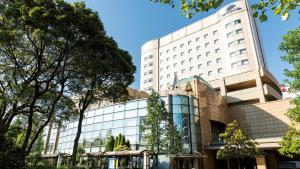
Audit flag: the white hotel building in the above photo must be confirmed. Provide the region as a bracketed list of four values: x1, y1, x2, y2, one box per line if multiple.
[140, 0, 282, 106]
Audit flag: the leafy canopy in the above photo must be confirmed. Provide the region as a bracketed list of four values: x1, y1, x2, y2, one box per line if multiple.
[150, 0, 299, 21]
[279, 126, 300, 159]
[217, 120, 261, 160]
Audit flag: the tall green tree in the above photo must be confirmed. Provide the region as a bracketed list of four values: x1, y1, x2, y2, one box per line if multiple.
[143, 90, 169, 169]
[150, 0, 299, 21]
[105, 135, 115, 152]
[217, 120, 261, 169]
[278, 26, 300, 158]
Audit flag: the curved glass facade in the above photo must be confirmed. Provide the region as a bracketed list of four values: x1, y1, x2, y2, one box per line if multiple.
[51, 95, 200, 155]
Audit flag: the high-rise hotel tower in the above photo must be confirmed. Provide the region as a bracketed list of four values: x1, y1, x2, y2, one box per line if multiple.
[140, 0, 282, 106]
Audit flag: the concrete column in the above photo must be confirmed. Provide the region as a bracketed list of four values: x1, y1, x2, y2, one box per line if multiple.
[256, 156, 267, 169]
[52, 122, 61, 154]
[43, 121, 52, 154]
[255, 70, 266, 103]
[143, 151, 150, 169]
[220, 78, 227, 96]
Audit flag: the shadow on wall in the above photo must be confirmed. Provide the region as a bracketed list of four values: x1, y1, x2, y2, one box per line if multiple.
[227, 99, 292, 139]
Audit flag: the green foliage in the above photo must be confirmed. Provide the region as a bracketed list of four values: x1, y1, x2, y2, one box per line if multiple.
[143, 90, 169, 155]
[279, 26, 300, 159]
[0, 135, 22, 169]
[280, 26, 300, 123]
[279, 126, 300, 159]
[76, 145, 85, 162]
[150, 0, 299, 21]
[104, 135, 115, 152]
[113, 133, 130, 151]
[217, 121, 261, 160]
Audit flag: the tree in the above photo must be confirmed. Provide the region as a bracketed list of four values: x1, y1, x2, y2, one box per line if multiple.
[279, 126, 300, 159]
[150, 0, 299, 21]
[278, 26, 300, 158]
[69, 18, 136, 166]
[217, 120, 261, 169]
[0, 0, 96, 168]
[164, 123, 182, 169]
[142, 90, 170, 169]
[105, 135, 115, 152]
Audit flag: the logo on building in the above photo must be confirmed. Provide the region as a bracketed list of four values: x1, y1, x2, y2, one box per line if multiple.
[221, 4, 242, 17]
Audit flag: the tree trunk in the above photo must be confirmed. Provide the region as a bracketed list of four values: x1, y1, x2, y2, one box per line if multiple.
[71, 109, 84, 166]
[227, 159, 230, 169]
[155, 154, 158, 169]
[237, 159, 241, 169]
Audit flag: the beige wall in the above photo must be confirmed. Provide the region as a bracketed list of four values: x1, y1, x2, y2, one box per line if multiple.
[229, 99, 293, 139]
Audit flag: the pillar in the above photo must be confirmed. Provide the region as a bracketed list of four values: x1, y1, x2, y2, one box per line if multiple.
[143, 151, 150, 169]
[43, 121, 52, 154]
[255, 70, 266, 103]
[256, 156, 267, 169]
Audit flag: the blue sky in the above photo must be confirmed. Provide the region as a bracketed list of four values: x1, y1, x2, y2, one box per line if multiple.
[68, 0, 299, 89]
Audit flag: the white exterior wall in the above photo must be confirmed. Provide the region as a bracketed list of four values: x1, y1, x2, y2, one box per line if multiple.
[140, 0, 267, 93]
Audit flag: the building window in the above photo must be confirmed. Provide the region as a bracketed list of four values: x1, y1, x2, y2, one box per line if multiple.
[144, 57, 147, 61]
[189, 58, 193, 62]
[236, 28, 243, 34]
[213, 30, 218, 35]
[241, 59, 249, 65]
[215, 48, 220, 53]
[167, 65, 170, 69]
[144, 64, 147, 68]
[180, 43, 184, 48]
[160, 52, 163, 56]
[149, 70, 153, 74]
[166, 49, 170, 53]
[160, 59, 163, 63]
[167, 74, 170, 78]
[160, 76, 163, 80]
[205, 42, 209, 47]
[197, 55, 201, 59]
[181, 52, 184, 56]
[174, 63, 177, 67]
[173, 47, 177, 51]
[225, 19, 241, 29]
[196, 37, 200, 42]
[167, 57, 170, 61]
[188, 49, 192, 54]
[238, 38, 245, 44]
[204, 34, 208, 39]
[231, 62, 238, 68]
[196, 46, 200, 51]
[144, 72, 147, 75]
[228, 38, 245, 47]
[181, 69, 185, 73]
[181, 60, 185, 65]
[207, 61, 211, 66]
[214, 39, 219, 44]
[240, 48, 247, 54]
[198, 64, 202, 69]
[160, 68, 163, 72]
[188, 40, 192, 45]
[218, 68, 223, 73]
[208, 71, 212, 76]
[173, 55, 177, 59]
[149, 62, 153, 66]
[216, 58, 221, 63]
[227, 31, 233, 38]
[199, 73, 203, 77]
[189, 66, 193, 71]
[206, 51, 211, 57]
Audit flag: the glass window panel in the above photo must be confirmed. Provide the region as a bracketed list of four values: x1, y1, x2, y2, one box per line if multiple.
[95, 108, 103, 116]
[113, 111, 124, 120]
[103, 113, 113, 121]
[82, 119, 87, 125]
[125, 109, 137, 118]
[138, 100, 147, 108]
[86, 117, 94, 125]
[138, 108, 147, 117]
[126, 101, 138, 110]
[161, 97, 168, 105]
[85, 124, 93, 132]
[124, 118, 137, 127]
[93, 123, 102, 131]
[125, 127, 137, 135]
[104, 106, 114, 114]
[126, 135, 137, 144]
[113, 119, 124, 128]
[114, 104, 125, 112]
[112, 128, 124, 136]
[181, 105, 189, 114]
[172, 105, 182, 114]
[94, 115, 103, 123]
[102, 121, 113, 129]
[100, 129, 108, 138]
[86, 110, 95, 118]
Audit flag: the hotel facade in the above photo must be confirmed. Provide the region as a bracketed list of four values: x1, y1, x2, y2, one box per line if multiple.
[140, 0, 281, 106]
[42, 1, 298, 169]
